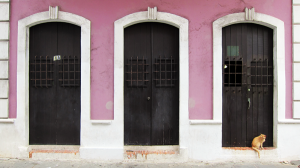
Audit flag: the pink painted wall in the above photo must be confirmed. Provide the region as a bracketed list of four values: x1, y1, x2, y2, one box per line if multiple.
[9, 0, 293, 119]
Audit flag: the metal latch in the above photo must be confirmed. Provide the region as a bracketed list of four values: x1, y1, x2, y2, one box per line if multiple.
[53, 55, 61, 61]
[248, 98, 251, 109]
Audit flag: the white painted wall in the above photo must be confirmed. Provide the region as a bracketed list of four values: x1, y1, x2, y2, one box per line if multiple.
[277, 123, 300, 160]
[188, 124, 222, 161]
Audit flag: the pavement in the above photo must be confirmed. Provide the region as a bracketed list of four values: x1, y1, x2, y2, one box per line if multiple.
[0, 158, 300, 168]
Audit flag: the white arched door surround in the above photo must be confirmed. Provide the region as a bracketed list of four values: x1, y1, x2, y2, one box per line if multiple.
[114, 9, 189, 148]
[16, 10, 91, 147]
[213, 11, 285, 146]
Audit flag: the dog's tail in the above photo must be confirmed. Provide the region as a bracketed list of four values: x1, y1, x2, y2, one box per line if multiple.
[252, 147, 260, 158]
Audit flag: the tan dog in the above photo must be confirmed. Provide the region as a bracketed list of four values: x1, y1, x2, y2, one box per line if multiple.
[252, 134, 266, 158]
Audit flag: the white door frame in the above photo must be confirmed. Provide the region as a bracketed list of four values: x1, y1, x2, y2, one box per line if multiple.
[114, 9, 189, 148]
[16, 10, 91, 148]
[213, 12, 285, 147]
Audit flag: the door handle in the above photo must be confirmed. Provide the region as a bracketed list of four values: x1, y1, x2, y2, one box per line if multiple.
[147, 97, 150, 100]
[248, 98, 251, 109]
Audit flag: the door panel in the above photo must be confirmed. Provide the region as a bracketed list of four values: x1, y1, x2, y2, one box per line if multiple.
[29, 22, 81, 145]
[222, 23, 273, 147]
[124, 22, 179, 145]
[124, 23, 152, 145]
[151, 23, 179, 145]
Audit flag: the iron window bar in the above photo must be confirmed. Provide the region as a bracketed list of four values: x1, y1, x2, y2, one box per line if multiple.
[249, 61, 272, 87]
[30, 55, 54, 88]
[125, 56, 149, 88]
[153, 56, 178, 88]
[58, 55, 81, 87]
[223, 61, 242, 87]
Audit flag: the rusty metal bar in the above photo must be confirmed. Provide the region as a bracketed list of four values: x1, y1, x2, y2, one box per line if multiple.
[78, 56, 80, 86]
[68, 55, 70, 86]
[34, 56, 37, 88]
[74, 55, 76, 85]
[234, 58, 236, 87]
[39, 56, 42, 88]
[256, 60, 258, 89]
[62, 56, 65, 87]
[50, 56, 53, 87]
[228, 58, 231, 88]
[130, 57, 133, 87]
[266, 59, 269, 85]
[46, 56, 48, 88]
[165, 56, 167, 86]
[142, 56, 144, 88]
[171, 56, 173, 87]
[159, 55, 161, 86]
[261, 61, 263, 89]
[137, 56, 139, 88]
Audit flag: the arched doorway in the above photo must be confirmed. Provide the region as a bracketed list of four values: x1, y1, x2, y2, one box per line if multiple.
[222, 23, 273, 147]
[29, 22, 81, 145]
[124, 22, 179, 145]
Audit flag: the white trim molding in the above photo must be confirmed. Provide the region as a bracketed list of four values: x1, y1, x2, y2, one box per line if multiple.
[49, 6, 59, 19]
[114, 8, 189, 150]
[91, 120, 112, 125]
[189, 120, 222, 125]
[293, 1, 300, 119]
[147, 7, 157, 20]
[0, 1, 10, 119]
[0, 119, 15, 123]
[213, 11, 285, 147]
[17, 10, 90, 149]
[245, 8, 256, 21]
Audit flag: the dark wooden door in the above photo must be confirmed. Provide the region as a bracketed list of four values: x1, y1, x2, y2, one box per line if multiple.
[222, 23, 273, 147]
[29, 22, 81, 145]
[124, 22, 179, 145]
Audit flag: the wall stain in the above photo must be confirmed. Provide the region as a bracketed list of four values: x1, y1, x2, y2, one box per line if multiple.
[189, 98, 196, 109]
[91, 46, 100, 51]
[29, 149, 79, 158]
[106, 101, 113, 110]
[125, 150, 176, 160]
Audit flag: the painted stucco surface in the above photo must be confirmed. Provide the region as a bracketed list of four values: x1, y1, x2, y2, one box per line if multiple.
[9, 0, 292, 119]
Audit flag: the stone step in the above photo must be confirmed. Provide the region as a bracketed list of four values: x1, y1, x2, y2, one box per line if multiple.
[28, 145, 80, 160]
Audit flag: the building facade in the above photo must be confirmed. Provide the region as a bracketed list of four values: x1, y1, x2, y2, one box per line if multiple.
[0, 0, 299, 161]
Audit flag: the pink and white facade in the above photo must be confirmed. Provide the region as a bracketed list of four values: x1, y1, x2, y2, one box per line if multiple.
[0, 0, 300, 161]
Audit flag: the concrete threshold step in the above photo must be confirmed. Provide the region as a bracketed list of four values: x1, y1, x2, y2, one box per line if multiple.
[124, 146, 181, 161]
[28, 145, 80, 160]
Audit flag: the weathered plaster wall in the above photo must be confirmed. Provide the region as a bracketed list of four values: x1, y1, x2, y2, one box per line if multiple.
[9, 0, 292, 119]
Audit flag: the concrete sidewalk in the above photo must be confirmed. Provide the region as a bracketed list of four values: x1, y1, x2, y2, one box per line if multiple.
[0, 158, 299, 168]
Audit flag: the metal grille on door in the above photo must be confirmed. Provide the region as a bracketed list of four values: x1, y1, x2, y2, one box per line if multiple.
[126, 56, 149, 88]
[30, 55, 81, 88]
[59, 56, 81, 87]
[154, 56, 177, 88]
[30, 56, 53, 88]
